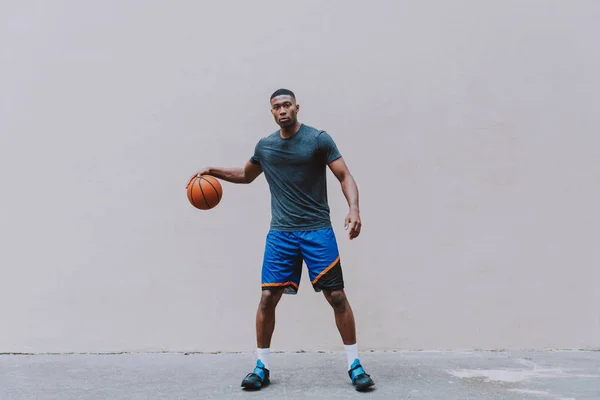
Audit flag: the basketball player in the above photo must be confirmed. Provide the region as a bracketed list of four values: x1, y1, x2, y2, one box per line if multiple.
[187, 89, 374, 391]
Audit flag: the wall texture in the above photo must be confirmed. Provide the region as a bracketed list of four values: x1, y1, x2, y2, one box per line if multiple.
[1, 0, 599, 353]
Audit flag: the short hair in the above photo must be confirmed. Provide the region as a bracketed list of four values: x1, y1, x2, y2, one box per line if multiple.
[270, 88, 295, 100]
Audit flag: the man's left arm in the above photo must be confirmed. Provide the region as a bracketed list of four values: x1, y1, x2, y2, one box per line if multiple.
[328, 157, 361, 240]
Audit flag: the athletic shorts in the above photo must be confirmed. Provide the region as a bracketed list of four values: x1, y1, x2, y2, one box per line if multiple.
[261, 228, 344, 294]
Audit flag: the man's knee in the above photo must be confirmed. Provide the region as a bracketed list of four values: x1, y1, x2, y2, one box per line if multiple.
[259, 289, 282, 311]
[326, 289, 348, 312]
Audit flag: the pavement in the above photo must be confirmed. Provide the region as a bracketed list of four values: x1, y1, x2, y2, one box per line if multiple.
[1, 350, 599, 399]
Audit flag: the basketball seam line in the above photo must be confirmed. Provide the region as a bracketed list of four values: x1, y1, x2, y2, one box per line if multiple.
[197, 178, 211, 209]
[201, 177, 221, 202]
[189, 186, 199, 208]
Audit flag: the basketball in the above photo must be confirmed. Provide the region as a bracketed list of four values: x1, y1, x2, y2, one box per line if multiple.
[187, 175, 223, 210]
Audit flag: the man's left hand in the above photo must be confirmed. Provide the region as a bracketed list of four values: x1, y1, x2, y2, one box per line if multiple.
[344, 209, 362, 240]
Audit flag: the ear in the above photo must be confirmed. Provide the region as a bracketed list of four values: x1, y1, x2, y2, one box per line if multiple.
[296, 104, 300, 113]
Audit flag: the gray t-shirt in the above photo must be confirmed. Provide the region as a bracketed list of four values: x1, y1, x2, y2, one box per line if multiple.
[250, 123, 342, 231]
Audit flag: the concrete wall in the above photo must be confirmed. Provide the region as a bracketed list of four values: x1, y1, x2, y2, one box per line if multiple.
[1, 0, 599, 353]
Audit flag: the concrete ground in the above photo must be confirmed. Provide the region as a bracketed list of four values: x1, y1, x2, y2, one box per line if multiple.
[1, 350, 599, 399]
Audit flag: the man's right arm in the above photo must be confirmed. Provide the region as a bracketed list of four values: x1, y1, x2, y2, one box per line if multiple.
[187, 161, 263, 187]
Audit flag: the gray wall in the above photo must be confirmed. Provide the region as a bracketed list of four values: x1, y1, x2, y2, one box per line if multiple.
[1, 0, 599, 353]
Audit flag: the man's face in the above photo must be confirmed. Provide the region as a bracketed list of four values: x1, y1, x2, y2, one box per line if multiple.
[270, 95, 299, 128]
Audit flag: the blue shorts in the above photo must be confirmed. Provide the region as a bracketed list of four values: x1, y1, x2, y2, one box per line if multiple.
[261, 228, 344, 294]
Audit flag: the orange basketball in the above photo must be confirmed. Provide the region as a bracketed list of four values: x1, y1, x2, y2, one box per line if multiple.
[187, 175, 223, 210]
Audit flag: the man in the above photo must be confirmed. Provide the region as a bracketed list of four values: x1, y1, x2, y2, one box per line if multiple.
[187, 89, 374, 391]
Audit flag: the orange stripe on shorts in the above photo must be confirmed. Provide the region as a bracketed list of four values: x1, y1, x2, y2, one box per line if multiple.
[262, 282, 299, 289]
[311, 255, 341, 285]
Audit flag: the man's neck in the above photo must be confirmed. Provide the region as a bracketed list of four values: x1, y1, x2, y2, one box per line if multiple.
[280, 122, 302, 139]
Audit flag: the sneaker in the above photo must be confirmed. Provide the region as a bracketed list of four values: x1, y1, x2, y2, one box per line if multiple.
[348, 359, 374, 391]
[241, 360, 270, 390]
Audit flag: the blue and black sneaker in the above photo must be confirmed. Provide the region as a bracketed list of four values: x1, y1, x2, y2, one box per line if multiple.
[348, 359, 374, 391]
[241, 360, 270, 390]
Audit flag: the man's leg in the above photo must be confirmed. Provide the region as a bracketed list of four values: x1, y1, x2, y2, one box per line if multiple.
[323, 288, 356, 345]
[242, 288, 285, 390]
[256, 288, 285, 351]
[323, 288, 374, 391]
[323, 288, 359, 369]
[242, 230, 301, 390]
[300, 228, 374, 391]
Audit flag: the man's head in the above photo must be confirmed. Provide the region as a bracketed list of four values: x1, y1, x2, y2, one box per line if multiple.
[270, 88, 299, 128]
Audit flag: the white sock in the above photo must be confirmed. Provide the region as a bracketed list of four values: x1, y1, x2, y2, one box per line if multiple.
[344, 343, 359, 370]
[257, 348, 270, 370]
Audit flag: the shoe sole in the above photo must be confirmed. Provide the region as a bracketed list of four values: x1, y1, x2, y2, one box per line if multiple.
[355, 380, 375, 391]
[241, 379, 270, 390]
